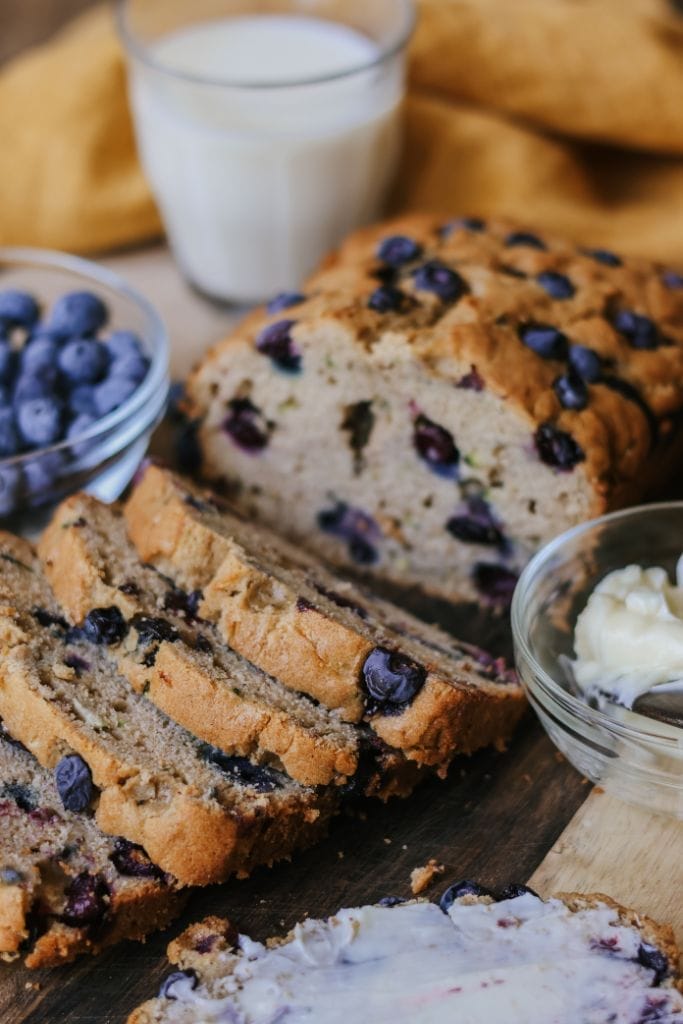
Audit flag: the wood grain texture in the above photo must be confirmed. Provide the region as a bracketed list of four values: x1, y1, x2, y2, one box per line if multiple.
[0, 719, 589, 1024]
[530, 789, 683, 949]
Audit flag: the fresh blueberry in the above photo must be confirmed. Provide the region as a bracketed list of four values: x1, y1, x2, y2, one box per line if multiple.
[412, 261, 466, 302]
[368, 284, 404, 312]
[109, 352, 149, 384]
[553, 371, 589, 410]
[158, 970, 198, 1001]
[518, 323, 568, 360]
[377, 895, 407, 907]
[361, 647, 427, 715]
[0, 408, 19, 457]
[446, 497, 505, 546]
[413, 415, 460, 477]
[536, 271, 575, 299]
[13, 367, 60, 405]
[58, 338, 108, 384]
[22, 452, 65, 497]
[0, 466, 21, 516]
[0, 290, 40, 329]
[377, 235, 423, 267]
[0, 782, 37, 811]
[82, 606, 127, 646]
[585, 247, 622, 267]
[504, 231, 546, 250]
[0, 867, 24, 885]
[440, 880, 495, 912]
[534, 422, 585, 469]
[67, 414, 98, 458]
[104, 330, 143, 361]
[110, 837, 164, 880]
[49, 291, 108, 338]
[637, 943, 669, 985]
[611, 310, 660, 350]
[0, 343, 16, 385]
[472, 563, 519, 605]
[266, 292, 305, 314]
[568, 344, 602, 382]
[21, 337, 59, 375]
[130, 614, 179, 647]
[662, 270, 683, 289]
[17, 396, 63, 447]
[199, 744, 282, 792]
[54, 754, 94, 813]
[222, 398, 269, 453]
[255, 319, 301, 373]
[61, 872, 110, 927]
[68, 385, 97, 417]
[93, 375, 138, 417]
[499, 883, 539, 900]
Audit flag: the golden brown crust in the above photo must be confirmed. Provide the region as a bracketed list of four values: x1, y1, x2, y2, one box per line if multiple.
[39, 494, 359, 789]
[185, 215, 683, 604]
[125, 467, 526, 768]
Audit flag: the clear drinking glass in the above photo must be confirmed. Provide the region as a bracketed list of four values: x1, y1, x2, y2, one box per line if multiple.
[117, 0, 415, 305]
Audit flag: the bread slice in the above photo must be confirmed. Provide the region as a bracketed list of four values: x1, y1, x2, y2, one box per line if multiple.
[128, 886, 683, 1023]
[38, 495, 421, 799]
[0, 720, 185, 968]
[0, 533, 335, 887]
[184, 214, 683, 606]
[124, 466, 526, 769]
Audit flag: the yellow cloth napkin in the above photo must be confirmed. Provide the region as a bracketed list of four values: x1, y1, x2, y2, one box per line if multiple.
[3, 0, 683, 262]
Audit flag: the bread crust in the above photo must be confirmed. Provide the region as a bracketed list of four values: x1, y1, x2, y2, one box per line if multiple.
[125, 467, 527, 767]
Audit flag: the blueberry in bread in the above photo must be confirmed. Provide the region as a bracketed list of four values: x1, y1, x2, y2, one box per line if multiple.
[128, 886, 683, 1023]
[38, 494, 421, 799]
[0, 533, 335, 886]
[123, 466, 525, 769]
[0, 720, 185, 968]
[185, 215, 683, 605]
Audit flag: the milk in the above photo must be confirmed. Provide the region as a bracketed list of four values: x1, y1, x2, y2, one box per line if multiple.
[127, 15, 406, 303]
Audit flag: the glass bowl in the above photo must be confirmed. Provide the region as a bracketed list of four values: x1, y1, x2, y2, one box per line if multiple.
[0, 248, 169, 529]
[511, 502, 683, 820]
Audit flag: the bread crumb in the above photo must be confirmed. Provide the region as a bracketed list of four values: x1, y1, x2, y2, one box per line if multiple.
[410, 858, 445, 895]
[594, 785, 605, 795]
[402, 844, 408, 851]
[24, 982, 40, 991]
[383, 838, 392, 845]
[337, 851, 344, 859]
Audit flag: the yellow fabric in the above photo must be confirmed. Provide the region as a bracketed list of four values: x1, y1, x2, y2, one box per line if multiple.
[3, 0, 683, 261]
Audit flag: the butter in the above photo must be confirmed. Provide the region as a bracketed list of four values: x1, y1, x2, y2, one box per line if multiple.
[157, 895, 683, 1022]
[572, 555, 683, 709]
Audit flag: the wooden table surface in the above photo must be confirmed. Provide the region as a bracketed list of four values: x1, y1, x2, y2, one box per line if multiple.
[1, 9, 683, 1023]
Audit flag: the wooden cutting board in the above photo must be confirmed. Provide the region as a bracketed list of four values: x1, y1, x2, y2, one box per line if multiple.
[1, 248, 681, 1024]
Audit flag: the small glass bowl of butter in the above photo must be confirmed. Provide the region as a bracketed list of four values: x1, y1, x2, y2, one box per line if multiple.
[511, 502, 683, 820]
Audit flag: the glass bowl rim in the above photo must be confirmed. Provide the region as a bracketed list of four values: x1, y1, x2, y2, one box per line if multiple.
[0, 245, 169, 466]
[115, 0, 416, 92]
[510, 499, 683, 748]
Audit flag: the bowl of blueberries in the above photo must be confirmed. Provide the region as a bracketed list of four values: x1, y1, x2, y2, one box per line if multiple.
[0, 247, 169, 525]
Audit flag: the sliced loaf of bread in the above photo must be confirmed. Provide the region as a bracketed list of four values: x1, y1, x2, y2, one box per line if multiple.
[38, 495, 421, 799]
[129, 886, 683, 1023]
[124, 466, 526, 768]
[0, 721, 185, 968]
[0, 533, 335, 887]
[184, 215, 683, 605]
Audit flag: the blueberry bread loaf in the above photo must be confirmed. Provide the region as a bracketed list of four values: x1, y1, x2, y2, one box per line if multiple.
[129, 883, 683, 1023]
[0, 721, 185, 968]
[38, 494, 421, 799]
[185, 215, 683, 605]
[124, 466, 525, 769]
[0, 533, 334, 886]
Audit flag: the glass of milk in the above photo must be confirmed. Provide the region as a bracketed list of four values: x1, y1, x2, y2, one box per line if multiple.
[117, 0, 415, 304]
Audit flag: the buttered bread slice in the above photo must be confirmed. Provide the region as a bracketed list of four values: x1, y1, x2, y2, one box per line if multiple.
[0, 533, 334, 887]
